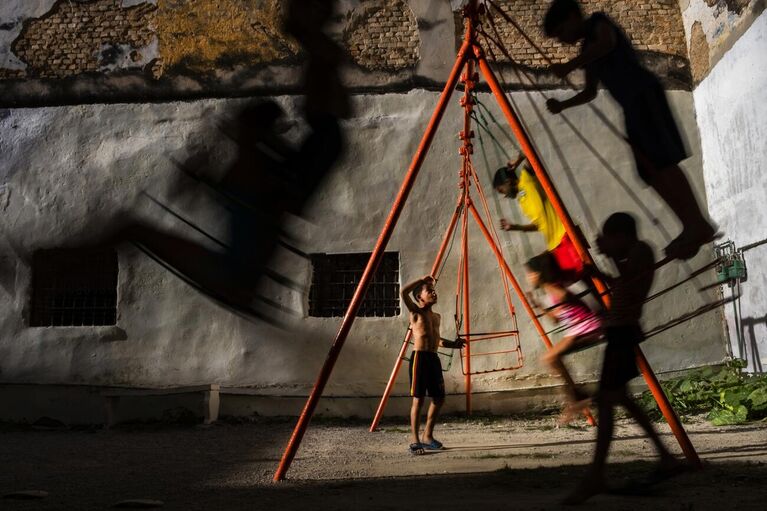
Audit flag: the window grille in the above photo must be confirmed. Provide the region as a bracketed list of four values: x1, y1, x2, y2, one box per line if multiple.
[30, 248, 118, 327]
[309, 252, 399, 317]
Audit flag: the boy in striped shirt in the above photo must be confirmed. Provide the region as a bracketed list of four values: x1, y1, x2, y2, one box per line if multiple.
[565, 212, 683, 503]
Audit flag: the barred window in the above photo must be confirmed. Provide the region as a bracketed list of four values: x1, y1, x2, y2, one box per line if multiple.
[30, 248, 118, 327]
[309, 252, 400, 317]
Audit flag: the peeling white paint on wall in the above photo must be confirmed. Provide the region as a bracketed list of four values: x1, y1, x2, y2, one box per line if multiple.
[0, 0, 57, 70]
[680, 0, 765, 68]
[97, 38, 159, 72]
[0, 87, 728, 418]
[681, 0, 741, 44]
[121, 0, 157, 7]
[696, 10, 767, 372]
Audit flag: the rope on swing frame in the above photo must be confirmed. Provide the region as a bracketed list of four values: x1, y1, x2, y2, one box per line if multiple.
[540, 253, 726, 338]
[482, 0, 628, 143]
[481, 29, 600, 235]
[470, 102, 510, 224]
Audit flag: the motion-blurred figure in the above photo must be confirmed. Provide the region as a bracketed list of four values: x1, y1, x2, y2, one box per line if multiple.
[101, 0, 351, 322]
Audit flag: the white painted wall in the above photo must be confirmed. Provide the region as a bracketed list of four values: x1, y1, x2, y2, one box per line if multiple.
[0, 86, 729, 419]
[695, 10, 767, 372]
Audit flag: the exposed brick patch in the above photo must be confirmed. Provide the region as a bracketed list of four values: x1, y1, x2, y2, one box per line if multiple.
[0, 69, 26, 80]
[688, 20, 711, 83]
[11, 0, 157, 79]
[344, 0, 420, 71]
[457, 0, 688, 68]
[153, 0, 299, 75]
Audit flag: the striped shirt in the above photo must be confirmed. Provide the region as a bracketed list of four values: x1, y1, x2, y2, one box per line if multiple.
[605, 241, 655, 327]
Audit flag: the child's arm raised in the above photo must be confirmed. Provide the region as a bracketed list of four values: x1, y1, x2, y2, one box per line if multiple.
[401, 276, 430, 314]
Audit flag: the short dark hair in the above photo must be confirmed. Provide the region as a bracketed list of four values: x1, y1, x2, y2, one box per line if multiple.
[544, 0, 582, 37]
[525, 252, 564, 285]
[493, 166, 518, 188]
[493, 167, 509, 188]
[602, 212, 637, 239]
[412, 281, 425, 302]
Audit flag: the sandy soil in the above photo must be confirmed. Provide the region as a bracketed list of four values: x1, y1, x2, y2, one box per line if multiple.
[2, 415, 766, 510]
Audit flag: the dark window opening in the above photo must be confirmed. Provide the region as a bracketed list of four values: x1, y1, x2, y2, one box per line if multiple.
[309, 252, 400, 317]
[30, 248, 118, 327]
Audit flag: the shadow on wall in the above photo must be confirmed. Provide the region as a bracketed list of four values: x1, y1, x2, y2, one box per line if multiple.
[740, 315, 766, 373]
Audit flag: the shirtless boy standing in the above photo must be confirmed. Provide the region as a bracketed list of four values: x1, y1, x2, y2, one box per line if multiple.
[401, 276, 464, 455]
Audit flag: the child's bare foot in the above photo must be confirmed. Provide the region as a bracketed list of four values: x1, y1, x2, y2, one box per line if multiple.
[562, 477, 606, 505]
[558, 398, 591, 426]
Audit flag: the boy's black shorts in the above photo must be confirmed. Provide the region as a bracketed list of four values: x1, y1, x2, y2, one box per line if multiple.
[409, 351, 445, 399]
[600, 325, 643, 391]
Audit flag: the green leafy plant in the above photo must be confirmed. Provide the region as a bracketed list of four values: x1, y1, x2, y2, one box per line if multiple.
[638, 360, 767, 425]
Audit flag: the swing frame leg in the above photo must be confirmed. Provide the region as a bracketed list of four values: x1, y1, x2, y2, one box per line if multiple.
[476, 49, 701, 469]
[272, 36, 472, 482]
[460, 175, 473, 413]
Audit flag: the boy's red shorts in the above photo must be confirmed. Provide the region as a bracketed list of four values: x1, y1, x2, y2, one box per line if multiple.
[552, 234, 584, 281]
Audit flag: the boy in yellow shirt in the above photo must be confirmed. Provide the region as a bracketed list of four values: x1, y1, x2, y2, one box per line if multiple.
[494, 153, 583, 282]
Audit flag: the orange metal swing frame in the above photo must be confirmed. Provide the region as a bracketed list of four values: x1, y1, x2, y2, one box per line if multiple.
[274, 1, 700, 481]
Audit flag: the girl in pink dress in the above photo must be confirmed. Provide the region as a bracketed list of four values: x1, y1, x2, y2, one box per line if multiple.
[525, 253, 603, 422]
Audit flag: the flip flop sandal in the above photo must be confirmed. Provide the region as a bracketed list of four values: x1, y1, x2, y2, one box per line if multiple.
[422, 439, 443, 450]
[409, 443, 425, 455]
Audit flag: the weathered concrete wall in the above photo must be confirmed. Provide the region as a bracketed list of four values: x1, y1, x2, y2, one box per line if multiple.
[0, 0, 697, 107]
[0, 87, 728, 420]
[679, 0, 766, 83]
[0, 0, 443, 106]
[0, 0, 736, 421]
[694, 10, 767, 372]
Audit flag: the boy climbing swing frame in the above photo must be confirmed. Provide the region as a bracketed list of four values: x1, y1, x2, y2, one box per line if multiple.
[274, 0, 701, 481]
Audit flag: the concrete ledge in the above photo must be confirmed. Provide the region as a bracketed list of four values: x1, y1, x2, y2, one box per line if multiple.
[102, 384, 220, 428]
[0, 365, 724, 425]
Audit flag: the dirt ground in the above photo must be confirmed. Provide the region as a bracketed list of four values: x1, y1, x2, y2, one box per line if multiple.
[2, 414, 767, 510]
